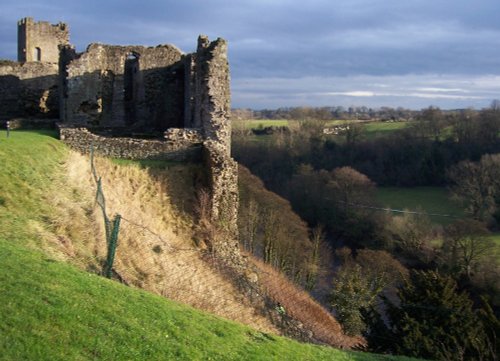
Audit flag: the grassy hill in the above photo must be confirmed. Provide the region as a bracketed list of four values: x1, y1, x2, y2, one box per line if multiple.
[3, 238, 413, 361]
[0, 129, 420, 360]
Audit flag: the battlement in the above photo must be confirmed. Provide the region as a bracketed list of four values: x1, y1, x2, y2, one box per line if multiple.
[17, 17, 69, 63]
[17, 17, 33, 26]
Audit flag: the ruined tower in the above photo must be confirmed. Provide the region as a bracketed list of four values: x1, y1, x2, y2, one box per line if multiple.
[17, 17, 69, 63]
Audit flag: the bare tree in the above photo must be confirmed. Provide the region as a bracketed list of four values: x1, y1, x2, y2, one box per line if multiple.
[491, 99, 500, 111]
[448, 154, 500, 221]
[329, 166, 375, 212]
[443, 219, 492, 279]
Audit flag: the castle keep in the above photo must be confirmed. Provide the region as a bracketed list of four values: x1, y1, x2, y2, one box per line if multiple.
[0, 17, 239, 253]
[18, 17, 69, 63]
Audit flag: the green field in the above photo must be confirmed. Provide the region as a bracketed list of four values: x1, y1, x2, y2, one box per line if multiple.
[233, 119, 352, 130]
[233, 119, 290, 129]
[0, 130, 419, 361]
[233, 119, 409, 140]
[375, 186, 466, 225]
[362, 121, 408, 139]
[490, 233, 500, 245]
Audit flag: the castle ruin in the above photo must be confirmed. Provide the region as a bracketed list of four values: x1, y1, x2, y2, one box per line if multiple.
[18, 17, 70, 63]
[0, 17, 239, 257]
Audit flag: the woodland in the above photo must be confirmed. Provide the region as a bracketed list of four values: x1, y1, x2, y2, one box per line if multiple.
[232, 103, 500, 360]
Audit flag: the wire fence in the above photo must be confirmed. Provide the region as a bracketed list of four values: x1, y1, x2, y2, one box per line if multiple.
[86, 147, 356, 349]
[90, 146, 121, 278]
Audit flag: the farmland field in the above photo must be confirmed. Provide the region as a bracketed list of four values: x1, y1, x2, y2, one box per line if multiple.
[233, 119, 289, 129]
[362, 121, 409, 138]
[233, 119, 410, 139]
[375, 186, 466, 225]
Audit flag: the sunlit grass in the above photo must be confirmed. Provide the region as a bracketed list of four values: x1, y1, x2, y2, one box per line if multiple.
[362, 121, 409, 139]
[3, 239, 410, 361]
[375, 186, 466, 225]
[0, 130, 421, 361]
[233, 119, 290, 129]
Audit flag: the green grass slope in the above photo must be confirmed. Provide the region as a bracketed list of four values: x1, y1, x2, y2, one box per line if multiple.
[0, 130, 66, 247]
[0, 130, 419, 360]
[0, 239, 423, 361]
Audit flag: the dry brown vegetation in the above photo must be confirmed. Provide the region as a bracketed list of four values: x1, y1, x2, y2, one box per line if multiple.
[41, 151, 278, 334]
[238, 165, 321, 285]
[251, 257, 361, 348]
[35, 150, 357, 348]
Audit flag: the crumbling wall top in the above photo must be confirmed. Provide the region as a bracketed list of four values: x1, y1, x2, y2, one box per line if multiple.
[17, 16, 70, 63]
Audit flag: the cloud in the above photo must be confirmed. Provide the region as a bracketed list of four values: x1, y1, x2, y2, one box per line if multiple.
[232, 74, 500, 109]
[1, 0, 499, 109]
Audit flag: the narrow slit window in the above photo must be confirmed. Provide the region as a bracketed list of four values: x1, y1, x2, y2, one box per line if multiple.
[35, 47, 41, 61]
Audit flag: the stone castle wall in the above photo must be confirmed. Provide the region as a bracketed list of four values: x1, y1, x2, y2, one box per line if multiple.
[186, 36, 232, 155]
[18, 17, 69, 63]
[0, 61, 59, 120]
[58, 125, 203, 162]
[190, 37, 238, 244]
[2, 17, 240, 266]
[61, 43, 184, 129]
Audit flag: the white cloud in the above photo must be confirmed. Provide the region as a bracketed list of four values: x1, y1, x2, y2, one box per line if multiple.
[2, 0, 500, 109]
[232, 74, 500, 109]
[326, 91, 376, 97]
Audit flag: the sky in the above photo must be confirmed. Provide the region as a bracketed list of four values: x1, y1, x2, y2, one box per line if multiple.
[1, 0, 499, 110]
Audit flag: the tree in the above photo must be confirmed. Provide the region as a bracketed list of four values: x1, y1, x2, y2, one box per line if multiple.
[304, 225, 325, 291]
[330, 263, 374, 335]
[442, 219, 491, 279]
[329, 166, 375, 212]
[451, 108, 477, 144]
[490, 99, 500, 112]
[345, 123, 364, 147]
[474, 108, 500, 151]
[417, 106, 445, 139]
[388, 210, 433, 256]
[330, 248, 407, 336]
[448, 154, 500, 222]
[365, 270, 492, 360]
[477, 296, 500, 359]
[239, 197, 260, 253]
[355, 249, 409, 289]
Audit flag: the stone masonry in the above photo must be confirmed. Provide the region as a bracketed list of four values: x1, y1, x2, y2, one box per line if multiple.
[0, 17, 67, 121]
[0, 60, 59, 120]
[18, 17, 69, 63]
[0, 17, 239, 260]
[58, 125, 203, 162]
[60, 43, 184, 129]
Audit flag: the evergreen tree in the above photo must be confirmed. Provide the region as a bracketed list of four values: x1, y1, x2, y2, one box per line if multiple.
[365, 270, 494, 360]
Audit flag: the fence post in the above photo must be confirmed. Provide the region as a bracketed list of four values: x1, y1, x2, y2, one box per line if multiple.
[103, 214, 121, 278]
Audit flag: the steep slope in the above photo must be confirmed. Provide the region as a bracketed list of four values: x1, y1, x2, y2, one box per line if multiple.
[0, 132, 418, 358]
[0, 239, 422, 360]
[65, 152, 278, 333]
[0, 130, 276, 333]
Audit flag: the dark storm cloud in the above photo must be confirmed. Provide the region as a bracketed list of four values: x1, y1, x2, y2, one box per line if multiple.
[1, 0, 499, 108]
